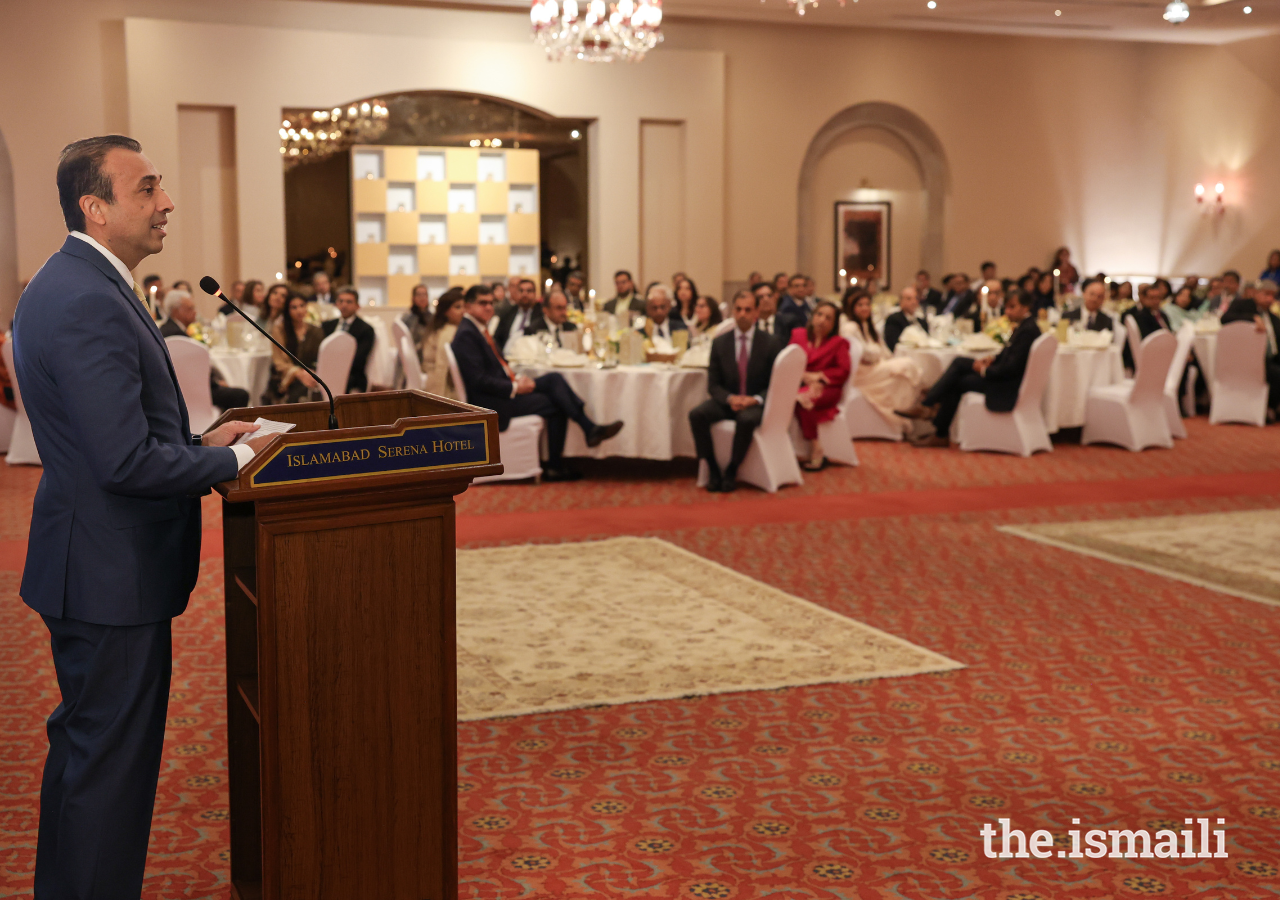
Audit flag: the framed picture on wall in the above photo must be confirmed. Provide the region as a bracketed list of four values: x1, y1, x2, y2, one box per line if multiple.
[834, 201, 891, 293]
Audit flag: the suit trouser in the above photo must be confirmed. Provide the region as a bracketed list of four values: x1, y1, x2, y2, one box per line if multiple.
[1266, 358, 1280, 409]
[923, 357, 987, 437]
[211, 383, 249, 411]
[36, 615, 172, 900]
[507, 373, 593, 466]
[689, 398, 764, 473]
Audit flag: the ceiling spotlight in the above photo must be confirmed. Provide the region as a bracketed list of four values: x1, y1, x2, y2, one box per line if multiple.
[927, 1, 936, 7]
[1243, 5, 1252, 12]
[1163, 0, 1189, 24]
[1054, 8, 1061, 15]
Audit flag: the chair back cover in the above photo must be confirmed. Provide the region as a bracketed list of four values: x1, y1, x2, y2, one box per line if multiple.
[1131, 330, 1177, 404]
[759, 344, 806, 435]
[315, 329, 357, 394]
[1214, 320, 1266, 386]
[1165, 322, 1195, 396]
[164, 335, 216, 431]
[443, 342, 467, 404]
[399, 334, 424, 391]
[1014, 332, 1058, 411]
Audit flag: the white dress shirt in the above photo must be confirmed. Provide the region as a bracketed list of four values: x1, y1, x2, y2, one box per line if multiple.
[503, 305, 537, 356]
[70, 232, 254, 469]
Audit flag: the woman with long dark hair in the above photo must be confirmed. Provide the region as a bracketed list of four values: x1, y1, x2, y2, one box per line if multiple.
[674, 278, 699, 323]
[262, 282, 291, 326]
[843, 289, 923, 436]
[265, 294, 323, 404]
[789, 300, 850, 470]
[687, 294, 723, 345]
[423, 287, 466, 399]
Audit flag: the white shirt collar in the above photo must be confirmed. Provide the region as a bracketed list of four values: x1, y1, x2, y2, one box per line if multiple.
[735, 325, 755, 348]
[464, 313, 487, 329]
[70, 231, 134, 287]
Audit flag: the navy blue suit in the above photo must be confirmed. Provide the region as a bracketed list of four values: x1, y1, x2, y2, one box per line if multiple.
[12, 235, 238, 898]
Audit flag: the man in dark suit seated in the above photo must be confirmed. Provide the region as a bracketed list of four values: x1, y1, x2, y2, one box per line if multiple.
[688, 289, 784, 492]
[1222, 278, 1280, 415]
[776, 273, 811, 324]
[1062, 277, 1114, 332]
[883, 285, 930, 352]
[320, 286, 376, 392]
[634, 284, 688, 348]
[939, 272, 976, 320]
[897, 288, 1039, 447]
[915, 269, 944, 314]
[752, 281, 801, 342]
[159, 289, 250, 411]
[1121, 283, 1172, 371]
[493, 278, 545, 355]
[452, 284, 622, 481]
[603, 269, 644, 321]
[542, 289, 579, 349]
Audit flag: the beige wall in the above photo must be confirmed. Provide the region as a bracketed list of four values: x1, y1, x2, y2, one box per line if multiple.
[2, 0, 1279, 327]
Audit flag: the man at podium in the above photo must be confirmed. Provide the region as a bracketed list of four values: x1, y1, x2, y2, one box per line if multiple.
[10, 135, 272, 898]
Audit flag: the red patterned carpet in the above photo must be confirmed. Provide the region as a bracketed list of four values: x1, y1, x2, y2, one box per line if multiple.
[2, 419, 1279, 898]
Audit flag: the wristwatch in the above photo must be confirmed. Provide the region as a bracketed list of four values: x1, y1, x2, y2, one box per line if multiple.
[191, 433, 202, 446]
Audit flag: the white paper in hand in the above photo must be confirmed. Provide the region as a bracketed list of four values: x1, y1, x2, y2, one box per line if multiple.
[233, 417, 297, 445]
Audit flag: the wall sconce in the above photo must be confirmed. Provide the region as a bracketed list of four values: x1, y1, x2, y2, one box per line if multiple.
[1196, 181, 1226, 214]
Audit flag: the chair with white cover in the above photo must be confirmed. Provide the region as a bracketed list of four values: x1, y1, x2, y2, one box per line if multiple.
[391, 317, 411, 348]
[1, 338, 40, 465]
[1209, 320, 1269, 427]
[444, 343, 543, 483]
[788, 340, 862, 466]
[164, 336, 218, 434]
[1163, 323, 1195, 439]
[697, 343, 806, 492]
[1082, 330, 1176, 451]
[1124, 314, 1142, 374]
[398, 335, 424, 392]
[315, 329, 356, 395]
[955, 332, 1057, 456]
[841, 340, 904, 442]
[391, 318, 412, 388]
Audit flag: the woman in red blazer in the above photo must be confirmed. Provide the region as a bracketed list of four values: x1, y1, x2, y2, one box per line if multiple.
[789, 300, 851, 470]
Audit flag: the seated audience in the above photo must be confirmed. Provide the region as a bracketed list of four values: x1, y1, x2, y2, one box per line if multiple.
[915, 269, 944, 313]
[604, 270, 643, 320]
[1052, 246, 1079, 293]
[160, 290, 251, 412]
[320, 286, 376, 392]
[777, 274, 812, 323]
[230, 278, 265, 318]
[1032, 271, 1056, 311]
[266, 294, 324, 404]
[542, 289, 579, 349]
[883, 286, 930, 352]
[262, 283, 290, 326]
[142, 273, 164, 317]
[564, 271, 586, 311]
[897, 288, 1039, 447]
[228, 280, 245, 304]
[1163, 283, 1206, 332]
[401, 284, 433, 356]
[495, 278, 545, 355]
[492, 280, 512, 318]
[635, 284, 688, 351]
[844, 288, 925, 436]
[1209, 269, 1242, 315]
[171, 279, 192, 294]
[423, 287, 465, 399]
[977, 280, 1005, 328]
[1063, 277, 1114, 331]
[688, 294, 723, 345]
[689, 289, 783, 493]
[452, 285, 622, 482]
[1222, 279, 1280, 416]
[1261, 250, 1280, 285]
[772, 272, 790, 297]
[753, 281, 801, 341]
[790, 300, 851, 471]
[940, 273, 977, 319]
[674, 278, 699, 324]
[311, 271, 335, 306]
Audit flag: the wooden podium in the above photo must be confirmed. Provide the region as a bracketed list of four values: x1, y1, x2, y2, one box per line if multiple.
[212, 390, 502, 900]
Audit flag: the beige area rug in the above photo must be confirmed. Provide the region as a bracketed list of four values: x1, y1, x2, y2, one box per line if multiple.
[455, 537, 964, 720]
[1002, 510, 1280, 608]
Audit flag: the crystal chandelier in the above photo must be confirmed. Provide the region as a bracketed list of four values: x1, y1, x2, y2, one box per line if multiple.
[279, 100, 390, 168]
[530, 0, 663, 62]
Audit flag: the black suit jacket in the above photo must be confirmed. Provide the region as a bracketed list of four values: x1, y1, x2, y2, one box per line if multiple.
[941, 289, 976, 319]
[707, 328, 782, 406]
[493, 304, 548, 350]
[920, 288, 944, 313]
[756, 311, 802, 342]
[982, 317, 1041, 412]
[603, 294, 645, 317]
[451, 317, 520, 429]
[1062, 308, 1114, 332]
[883, 310, 929, 352]
[321, 315, 375, 392]
[1222, 298, 1280, 358]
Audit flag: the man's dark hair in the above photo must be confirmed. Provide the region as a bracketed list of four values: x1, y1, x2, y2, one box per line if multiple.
[335, 285, 359, 303]
[732, 287, 757, 306]
[981, 261, 996, 272]
[57, 135, 142, 232]
[916, 269, 930, 278]
[751, 281, 772, 295]
[465, 284, 494, 303]
[1006, 288, 1032, 310]
[1223, 269, 1241, 281]
[142, 274, 162, 287]
[518, 278, 536, 289]
[614, 270, 633, 281]
[1080, 276, 1103, 292]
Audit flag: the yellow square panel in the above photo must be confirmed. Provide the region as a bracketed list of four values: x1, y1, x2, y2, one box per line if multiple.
[448, 213, 480, 245]
[508, 213, 538, 245]
[387, 274, 420, 307]
[478, 245, 510, 274]
[385, 211, 418, 245]
[477, 182, 508, 215]
[506, 149, 539, 183]
[352, 178, 387, 213]
[383, 147, 417, 182]
[354, 242, 389, 277]
[446, 149, 478, 182]
[418, 244, 449, 276]
[449, 274, 481, 290]
[417, 180, 448, 214]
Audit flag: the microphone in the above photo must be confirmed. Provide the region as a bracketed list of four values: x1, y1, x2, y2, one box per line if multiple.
[200, 276, 339, 430]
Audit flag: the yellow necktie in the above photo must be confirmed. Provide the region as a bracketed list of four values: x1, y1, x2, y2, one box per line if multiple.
[132, 282, 154, 317]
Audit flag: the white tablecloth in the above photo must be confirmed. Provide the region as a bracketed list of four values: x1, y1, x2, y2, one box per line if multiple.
[515, 363, 709, 459]
[210, 348, 272, 406]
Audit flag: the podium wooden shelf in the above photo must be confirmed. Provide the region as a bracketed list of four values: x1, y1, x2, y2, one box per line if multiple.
[214, 390, 502, 900]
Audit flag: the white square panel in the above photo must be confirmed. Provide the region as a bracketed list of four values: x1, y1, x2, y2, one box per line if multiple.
[479, 215, 508, 245]
[357, 276, 387, 307]
[508, 184, 537, 214]
[478, 152, 506, 182]
[386, 182, 416, 212]
[449, 246, 478, 276]
[417, 151, 446, 182]
[355, 213, 385, 244]
[418, 214, 447, 245]
[354, 149, 383, 180]
[388, 246, 418, 276]
[509, 245, 537, 276]
[448, 184, 477, 214]
[421, 276, 449, 303]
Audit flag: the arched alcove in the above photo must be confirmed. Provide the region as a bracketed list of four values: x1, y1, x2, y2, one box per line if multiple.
[798, 103, 948, 291]
[0, 126, 18, 328]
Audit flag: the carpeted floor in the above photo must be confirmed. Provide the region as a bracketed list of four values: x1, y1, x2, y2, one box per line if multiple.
[2, 418, 1280, 898]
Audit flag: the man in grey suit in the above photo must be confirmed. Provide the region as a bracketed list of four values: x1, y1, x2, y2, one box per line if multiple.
[12, 135, 272, 898]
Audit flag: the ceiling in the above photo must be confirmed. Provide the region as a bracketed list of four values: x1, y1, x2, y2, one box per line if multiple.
[350, 0, 1279, 44]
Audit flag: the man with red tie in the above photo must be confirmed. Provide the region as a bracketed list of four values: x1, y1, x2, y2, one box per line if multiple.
[688, 289, 784, 492]
[451, 284, 622, 482]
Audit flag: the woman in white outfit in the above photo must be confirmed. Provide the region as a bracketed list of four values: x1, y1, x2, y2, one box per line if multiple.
[840, 289, 924, 435]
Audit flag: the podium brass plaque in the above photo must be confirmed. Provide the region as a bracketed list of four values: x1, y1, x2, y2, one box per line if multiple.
[251, 419, 490, 487]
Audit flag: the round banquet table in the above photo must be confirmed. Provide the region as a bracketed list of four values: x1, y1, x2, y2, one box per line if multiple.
[210, 348, 273, 407]
[514, 362, 709, 459]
